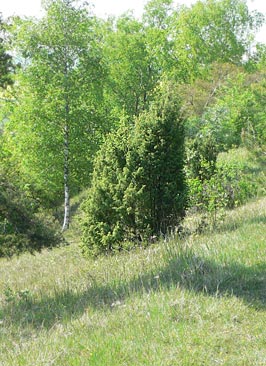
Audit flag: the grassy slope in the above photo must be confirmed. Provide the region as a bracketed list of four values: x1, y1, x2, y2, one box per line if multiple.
[0, 197, 266, 365]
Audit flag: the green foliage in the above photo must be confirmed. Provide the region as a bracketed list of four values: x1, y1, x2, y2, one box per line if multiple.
[181, 63, 243, 121]
[126, 85, 187, 236]
[1, 0, 107, 207]
[0, 16, 14, 89]
[184, 68, 266, 153]
[170, 0, 263, 81]
[81, 85, 187, 256]
[142, 0, 175, 78]
[0, 174, 62, 257]
[186, 133, 218, 182]
[187, 147, 261, 230]
[102, 14, 156, 118]
[242, 71, 266, 147]
[214, 73, 266, 150]
[81, 119, 132, 256]
[0, 0, 264, 237]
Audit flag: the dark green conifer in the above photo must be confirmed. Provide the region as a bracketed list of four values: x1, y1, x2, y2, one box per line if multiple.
[81, 84, 187, 256]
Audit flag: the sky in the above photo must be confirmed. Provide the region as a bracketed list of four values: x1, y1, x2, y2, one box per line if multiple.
[0, 0, 265, 42]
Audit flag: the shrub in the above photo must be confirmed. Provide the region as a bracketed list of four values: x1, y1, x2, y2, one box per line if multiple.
[187, 147, 260, 230]
[186, 132, 219, 182]
[81, 85, 187, 256]
[0, 175, 62, 257]
[81, 120, 132, 256]
[125, 87, 187, 237]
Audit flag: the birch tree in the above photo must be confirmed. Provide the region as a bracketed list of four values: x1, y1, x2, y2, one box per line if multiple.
[3, 0, 105, 230]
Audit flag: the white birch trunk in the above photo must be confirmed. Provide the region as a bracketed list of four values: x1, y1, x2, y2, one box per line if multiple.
[62, 114, 70, 231]
[62, 53, 70, 232]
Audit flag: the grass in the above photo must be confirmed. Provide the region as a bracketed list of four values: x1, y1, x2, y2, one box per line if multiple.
[0, 196, 266, 365]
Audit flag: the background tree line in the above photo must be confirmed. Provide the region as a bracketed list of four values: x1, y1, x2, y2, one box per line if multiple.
[0, 0, 265, 256]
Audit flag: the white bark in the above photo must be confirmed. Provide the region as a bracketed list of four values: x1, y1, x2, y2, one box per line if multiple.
[62, 111, 70, 231]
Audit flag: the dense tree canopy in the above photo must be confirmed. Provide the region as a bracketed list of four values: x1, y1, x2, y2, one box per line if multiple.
[169, 0, 264, 81]
[0, 0, 265, 255]
[0, 15, 14, 89]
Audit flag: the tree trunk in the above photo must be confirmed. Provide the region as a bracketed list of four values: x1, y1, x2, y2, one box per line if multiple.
[62, 117, 70, 231]
[62, 55, 71, 232]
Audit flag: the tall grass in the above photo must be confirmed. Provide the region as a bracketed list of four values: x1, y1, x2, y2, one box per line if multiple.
[0, 197, 266, 365]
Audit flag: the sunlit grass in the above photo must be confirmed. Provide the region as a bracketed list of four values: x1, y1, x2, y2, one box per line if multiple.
[0, 197, 266, 365]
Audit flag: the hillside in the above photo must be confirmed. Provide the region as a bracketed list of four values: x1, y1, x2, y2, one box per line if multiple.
[0, 197, 266, 365]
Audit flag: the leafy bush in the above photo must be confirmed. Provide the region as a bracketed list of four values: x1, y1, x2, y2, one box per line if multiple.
[81, 85, 187, 256]
[186, 132, 218, 182]
[0, 175, 62, 257]
[185, 71, 266, 152]
[187, 147, 260, 230]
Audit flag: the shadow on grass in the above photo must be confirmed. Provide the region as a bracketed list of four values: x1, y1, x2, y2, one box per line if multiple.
[2, 245, 266, 330]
